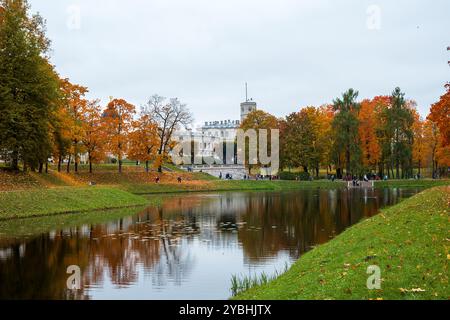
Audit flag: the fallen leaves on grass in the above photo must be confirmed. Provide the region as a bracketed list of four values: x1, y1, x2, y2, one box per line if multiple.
[399, 288, 426, 293]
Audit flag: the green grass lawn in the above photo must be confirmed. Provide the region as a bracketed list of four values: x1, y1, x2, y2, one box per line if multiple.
[0, 187, 149, 220]
[234, 186, 450, 300]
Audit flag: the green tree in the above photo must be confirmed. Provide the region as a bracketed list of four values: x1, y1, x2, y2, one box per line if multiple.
[281, 106, 334, 178]
[0, 0, 59, 171]
[378, 88, 415, 179]
[331, 89, 362, 178]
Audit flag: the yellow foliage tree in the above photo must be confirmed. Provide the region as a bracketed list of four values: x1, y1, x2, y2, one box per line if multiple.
[103, 98, 136, 173]
[81, 99, 106, 173]
[128, 114, 159, 172]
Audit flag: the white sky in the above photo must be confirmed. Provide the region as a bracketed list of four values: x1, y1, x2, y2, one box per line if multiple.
[29, 0, 450, 124]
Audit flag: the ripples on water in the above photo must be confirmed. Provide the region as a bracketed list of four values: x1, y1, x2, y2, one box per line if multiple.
[0, 188, 422, 300]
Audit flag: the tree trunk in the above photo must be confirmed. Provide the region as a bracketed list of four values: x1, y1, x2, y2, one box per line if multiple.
[58, 156, 62, 172]
[89, 153, 93, 174]
[118, 144, 123, 173]
[145, 161, 149, 173]
[346, 148, 351, 176]
[336, 168, 342, 180]
[67, 155, 71, 173]
[11, 150, 19, 171]
[45, 161, 48, 174]
[74, 141, 79, 173]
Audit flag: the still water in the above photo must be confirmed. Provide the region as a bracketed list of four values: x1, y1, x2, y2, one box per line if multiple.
[0, 188, 421, 300]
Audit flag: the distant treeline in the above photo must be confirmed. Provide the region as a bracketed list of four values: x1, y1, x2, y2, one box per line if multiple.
[240, 87, 449, 179]
[0, 1, 448, 179]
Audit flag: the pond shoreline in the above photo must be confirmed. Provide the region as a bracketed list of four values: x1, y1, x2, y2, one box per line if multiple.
[233, 186, 450, 300]
[0, 179, 448, 221]
[0, 186, 429, 299]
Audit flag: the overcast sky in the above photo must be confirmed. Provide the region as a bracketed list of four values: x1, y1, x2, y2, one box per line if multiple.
[29, 0, 449, 124]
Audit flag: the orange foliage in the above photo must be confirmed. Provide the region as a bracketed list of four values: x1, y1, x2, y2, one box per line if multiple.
[127, 114, 159, 170]
[428, 86, 450, 147]
[103, 98, 136, 173]
[81, 99, 106, 171]
[358, 96, 390, 170]
[59, 78, 89, 170]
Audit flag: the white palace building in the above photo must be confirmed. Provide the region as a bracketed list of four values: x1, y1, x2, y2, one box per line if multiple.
[174, 95, 258, 179]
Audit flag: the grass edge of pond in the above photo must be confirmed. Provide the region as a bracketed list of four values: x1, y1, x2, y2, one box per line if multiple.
[232, 185, 450, 300]
[0, 187, 149, 220]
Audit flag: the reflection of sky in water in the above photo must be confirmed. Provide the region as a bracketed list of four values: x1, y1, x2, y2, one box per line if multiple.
[87, 236, 292, 300]
[0, 188, 423, 300]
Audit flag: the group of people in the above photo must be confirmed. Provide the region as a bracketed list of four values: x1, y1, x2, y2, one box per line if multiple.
[217, 172, 279, 181]
[341, 173, 382, 182]
[154, 176, 183, 184]
[219, 172, 234, 180]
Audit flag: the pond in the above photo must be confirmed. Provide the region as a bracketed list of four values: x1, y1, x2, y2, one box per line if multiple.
[0, 187, 422, 300]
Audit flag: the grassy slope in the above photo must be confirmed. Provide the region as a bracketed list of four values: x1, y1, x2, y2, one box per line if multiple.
[0, 187, 148, 220]
[0, 206, 148, 237]
[125, 180, 345, 194]
[235, 186, 450, 300]
[374, 179, 450, 189]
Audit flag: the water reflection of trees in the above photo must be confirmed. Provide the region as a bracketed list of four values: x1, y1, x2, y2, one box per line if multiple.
[0, 204, 198, 299]
[0, 188, 420, 299]
[234, 188, 414, 262]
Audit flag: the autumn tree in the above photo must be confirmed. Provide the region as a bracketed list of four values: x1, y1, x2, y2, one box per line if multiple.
[81, 99, 105, 173]
[428, 85, 450, 148]
[103, 98, 136, 173]
[281, 108, 316, 174]
[0, 0, 60, 171]
[51, 100, 72, 172]
[331, 89, 362, 178]
[412, 112, 426, 176]
[127, 114, 159, 173]
[316, 105, 334, 175]
[142, 95, 193, 172]
[358, 98, 382, 172]
[280, 106, 333, 177]
[60, 78, 89, 173]
[427, 84, 450, 177]
[240, 109, 279, 174]
[280, 112, 303, 171]
[427, 122, 442, 176]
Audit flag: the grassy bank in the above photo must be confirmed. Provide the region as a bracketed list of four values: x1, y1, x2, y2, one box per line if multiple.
[0, 205, 148, 237]
[125, 180, 345, 194]
[125, 179, 449, 195]
[374, 179, 450, 189]
[0, 187, 149, 220]
[2, 168, 448, 193]
[234, 186, 450, 300]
